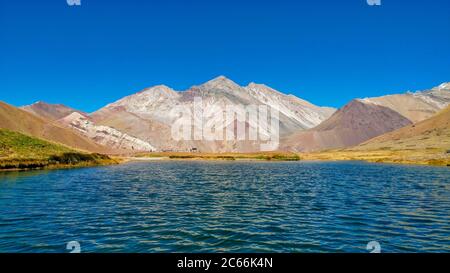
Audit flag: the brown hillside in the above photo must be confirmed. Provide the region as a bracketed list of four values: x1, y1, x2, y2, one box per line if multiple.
[0, 101, 109, 153]
[356, 105, 450, 150]
[21, 101, 86, 121]
[282, 100, 412, 152]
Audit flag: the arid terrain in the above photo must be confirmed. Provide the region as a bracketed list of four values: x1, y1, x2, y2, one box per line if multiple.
[281, 99, 413, 152]
[300, 105, 450, 166]
[1, 79, 449, 170]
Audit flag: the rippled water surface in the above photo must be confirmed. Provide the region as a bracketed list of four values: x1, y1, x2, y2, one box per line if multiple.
[0, 161, 449, 253]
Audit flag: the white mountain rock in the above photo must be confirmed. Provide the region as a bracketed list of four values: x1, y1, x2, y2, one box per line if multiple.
[59, 112, 156, 152]
[91, 76, 336, 152]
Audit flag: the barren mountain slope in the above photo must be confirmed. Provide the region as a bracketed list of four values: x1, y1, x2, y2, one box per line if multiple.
[57, 112, 156, 152]
[21, 101, 86, 121]
[91, 76, 335, 152]
[282, 100, 412, 152]
[356, 105, 450, 151]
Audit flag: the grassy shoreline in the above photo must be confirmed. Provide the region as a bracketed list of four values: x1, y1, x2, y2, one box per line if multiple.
[0, 154, 119, 172]
[0, 129, 119, 172]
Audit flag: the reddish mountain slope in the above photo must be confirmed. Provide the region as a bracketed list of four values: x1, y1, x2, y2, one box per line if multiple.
[21, 101, 86, 121]
[282, 100, 412, 152]
[356, 105, 450, 150]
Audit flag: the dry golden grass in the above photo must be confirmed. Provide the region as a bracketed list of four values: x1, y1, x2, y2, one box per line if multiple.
[300, 148, 450, 166]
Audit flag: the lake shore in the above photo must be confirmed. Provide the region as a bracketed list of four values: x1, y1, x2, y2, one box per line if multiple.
[3, 149, 449, 172]
[0, 129, 121, 172]
[123, 149, 450, 166]
[0, 155, 120, 172]
[128, 151, 301, 162]
[300, 149, 450, 167]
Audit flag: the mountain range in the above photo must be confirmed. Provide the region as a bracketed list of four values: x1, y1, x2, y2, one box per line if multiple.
[89, 76, 335, 152]
[1, 77, 449, 154]
[281, 82, 450, 152]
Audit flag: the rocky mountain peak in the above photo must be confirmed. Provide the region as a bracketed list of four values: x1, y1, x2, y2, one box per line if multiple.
[139, 85, 178, 97]
[32, 101, 45, 106]
[436, 82, 450, 90]
[29, 101, 62, 108]
[246, 82, 284, 96]
[21, 101, 85, 121]
[343, 99, 367, 109]
[106, 84, 179, 111]
[247, 82, 264, 88]
[62, 111, 88, 121]
[199, 76, 242, 91]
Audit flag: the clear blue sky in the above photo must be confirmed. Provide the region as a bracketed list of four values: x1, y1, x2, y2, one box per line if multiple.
[1, 0, 449, 112]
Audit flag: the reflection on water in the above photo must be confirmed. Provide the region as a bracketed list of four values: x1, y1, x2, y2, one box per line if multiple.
[0, 161, 449, 253]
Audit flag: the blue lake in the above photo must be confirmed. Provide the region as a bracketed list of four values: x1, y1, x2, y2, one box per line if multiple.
[0, 161, 449, 253]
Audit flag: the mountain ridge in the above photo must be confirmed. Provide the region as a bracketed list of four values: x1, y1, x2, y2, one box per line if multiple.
[21, 101, 87, 121]
[361, 82, 450, 122]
